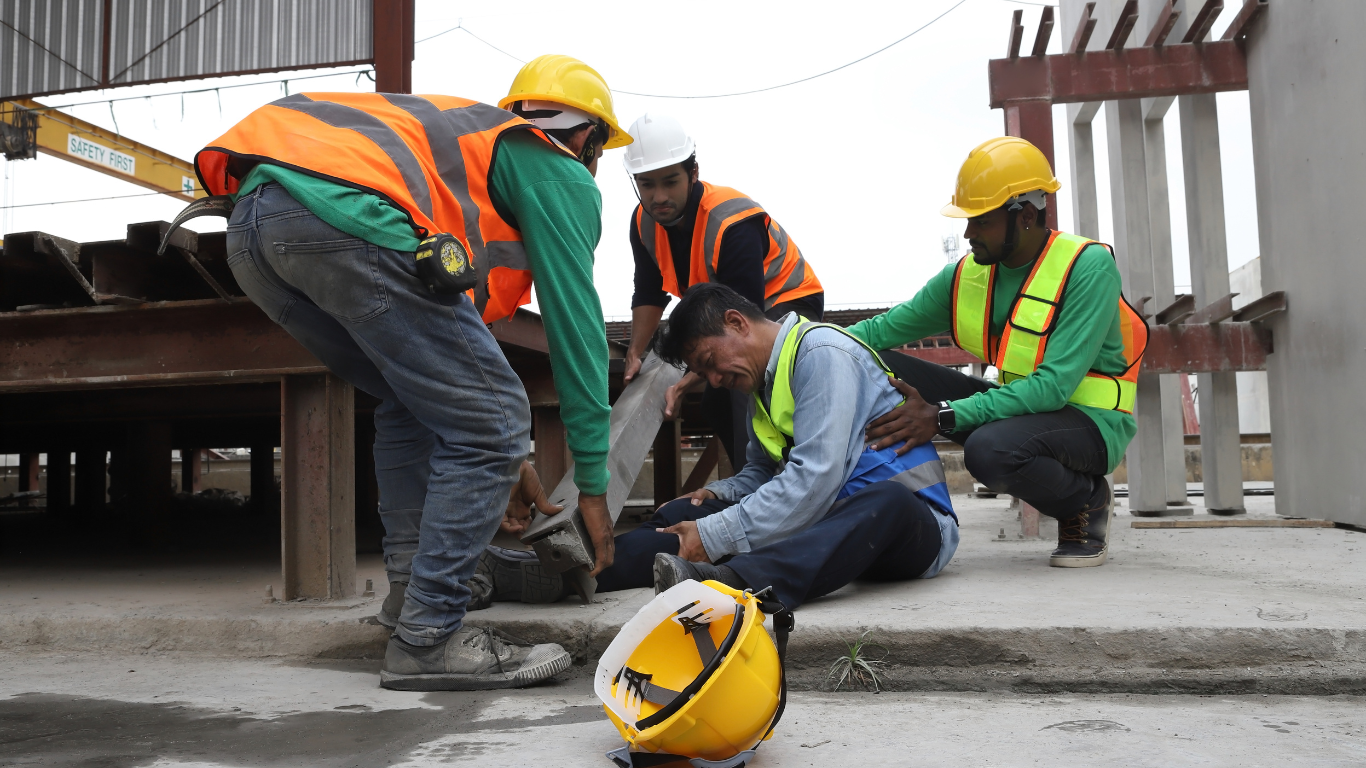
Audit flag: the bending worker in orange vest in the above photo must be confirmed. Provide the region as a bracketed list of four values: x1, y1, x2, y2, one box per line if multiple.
[620, 114, 824, 467]
[847, 138, 1147, 568]
[189, 56, 627, 690]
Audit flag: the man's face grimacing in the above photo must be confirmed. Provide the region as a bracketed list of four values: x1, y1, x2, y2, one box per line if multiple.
[634, 161, 697, 225]
[682, 310, 769, 395]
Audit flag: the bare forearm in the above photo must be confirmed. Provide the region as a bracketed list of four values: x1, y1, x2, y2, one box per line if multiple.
[628, 305, 664, 359]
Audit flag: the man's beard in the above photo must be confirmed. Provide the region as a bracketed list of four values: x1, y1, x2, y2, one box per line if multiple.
[970, 241, 1009, 265]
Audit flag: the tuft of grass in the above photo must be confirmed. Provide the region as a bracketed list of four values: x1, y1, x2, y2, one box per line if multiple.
[826, 630, 888, 692]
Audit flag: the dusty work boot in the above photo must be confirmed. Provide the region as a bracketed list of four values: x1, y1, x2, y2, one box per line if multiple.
[652, 553, 747, 594]
[475, 546, 570, 604]
[375, 579, 408, 629]
[379, 626, 572, 691]
[1049, 479, 1114, 568]
[466, 574, 495, 611]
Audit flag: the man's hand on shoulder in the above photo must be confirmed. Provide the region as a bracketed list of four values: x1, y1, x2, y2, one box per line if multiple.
[866, 379, 940, 454]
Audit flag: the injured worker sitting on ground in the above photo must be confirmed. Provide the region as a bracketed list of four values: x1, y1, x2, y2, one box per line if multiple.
[592, 282, 959, 610]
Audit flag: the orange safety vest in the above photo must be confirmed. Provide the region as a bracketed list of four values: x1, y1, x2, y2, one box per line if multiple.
[633, 182, 822, 310]
[196, 92, 564, 324]
[950, 231, 1148, 413]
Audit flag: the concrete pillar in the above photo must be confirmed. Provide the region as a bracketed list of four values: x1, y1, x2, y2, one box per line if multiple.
[46, 450, 71, 513]
[1105, 98, 1171, 515]
[653, 420, 682, 507]
[180, 448, 202, 495]
[74, 448, 106, 512]
[17, 452, 39, 496]
[532, 406, 568, 492]
[1179, 92, 1246, 515]
[125, 422, 173, 517]
[280, 373, 355, 600]
[1246, 3, 1366, 528]
[1141, 100, 1192, 507]
[1067, 101, 1103, 240]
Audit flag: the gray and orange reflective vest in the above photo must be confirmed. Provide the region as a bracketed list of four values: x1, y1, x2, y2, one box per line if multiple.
[633, 182, 822, 310]
[195, 92, 563, 324]
[951, 231, 1148, 413]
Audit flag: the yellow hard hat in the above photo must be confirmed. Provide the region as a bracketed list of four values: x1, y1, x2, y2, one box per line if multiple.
[597, 580, 786, 767]
[499, 54, 632, 150]
[941, 136, 1061, 218]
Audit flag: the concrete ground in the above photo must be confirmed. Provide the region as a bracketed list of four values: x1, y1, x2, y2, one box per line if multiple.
[2, 493, 1363, 693]
[1, 653, 1363, 767]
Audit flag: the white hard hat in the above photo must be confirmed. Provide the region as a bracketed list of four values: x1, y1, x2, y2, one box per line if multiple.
[622, 113, 695, 175]
[508, 99, 597, 131]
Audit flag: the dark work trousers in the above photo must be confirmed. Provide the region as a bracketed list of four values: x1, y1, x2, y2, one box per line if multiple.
[595, 480, 943, 610]
[703, 294, 826, 466]
[877, 350, 1109, 519]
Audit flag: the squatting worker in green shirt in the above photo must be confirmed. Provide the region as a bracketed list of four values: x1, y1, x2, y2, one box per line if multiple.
[848, 137, 1148, 569]
[186, 55, 628, 690]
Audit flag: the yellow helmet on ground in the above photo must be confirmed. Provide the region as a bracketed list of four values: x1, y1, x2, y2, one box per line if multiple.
[500, 54, 632, 149]
[597, 580, 792, 768]
[941, 136, 1061, 218]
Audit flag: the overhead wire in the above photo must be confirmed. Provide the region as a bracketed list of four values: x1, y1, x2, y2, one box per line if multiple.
[426, 0, 968, 99]
[0, 192, 165, 211]
[26, 68, 374, 112]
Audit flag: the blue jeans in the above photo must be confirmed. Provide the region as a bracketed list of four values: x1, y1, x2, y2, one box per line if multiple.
[596, 480, 946, 609]
[226, 183, 530, 646]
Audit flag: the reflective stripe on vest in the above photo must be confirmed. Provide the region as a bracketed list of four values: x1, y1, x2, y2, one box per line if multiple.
[635, 182, 823, 310]
[751, 319, 956, 519]
[195, 92, 563, 324]
[949, 231, 1148, 414]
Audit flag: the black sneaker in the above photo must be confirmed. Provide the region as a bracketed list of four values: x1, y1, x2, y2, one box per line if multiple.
[379, 626, 571, 691]
[652, 553, 746, 594]
[376, 580, 407, 628]
[1050, 480, 1114, 568]
[476, 546, 569, 604]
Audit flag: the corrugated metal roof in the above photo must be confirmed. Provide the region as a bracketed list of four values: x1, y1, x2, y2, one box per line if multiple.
[1, 0, 373, 100]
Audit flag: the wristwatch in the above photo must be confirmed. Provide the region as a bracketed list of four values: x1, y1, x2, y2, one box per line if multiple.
[936, 400, 956, 434]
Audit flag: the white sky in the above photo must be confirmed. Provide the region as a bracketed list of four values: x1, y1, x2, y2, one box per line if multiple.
[0, 0, 1260, 319]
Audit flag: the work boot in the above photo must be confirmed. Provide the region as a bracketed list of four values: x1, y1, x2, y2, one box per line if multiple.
[376, 579, 408, 629]
[476, 545, 570, 604]
[652, 553, 746, 594]
[379, 626, 572, 691]
[467, 574, 495, 612]
[1050, 479, 1114, 568]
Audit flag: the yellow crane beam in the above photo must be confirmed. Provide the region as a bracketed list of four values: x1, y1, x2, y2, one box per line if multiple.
[1, 98, 205, 202]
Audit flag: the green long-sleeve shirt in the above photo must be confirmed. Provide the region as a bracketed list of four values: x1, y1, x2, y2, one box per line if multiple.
[235, 130, 610, 494]
[846, 243, 1135, 473]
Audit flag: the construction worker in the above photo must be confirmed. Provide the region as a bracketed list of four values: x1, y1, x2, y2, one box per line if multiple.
[595, 283, 959, 608]
[621, 114, 824, 467]
[192, 55, 630, 690]
[848, 137, 1147, 568]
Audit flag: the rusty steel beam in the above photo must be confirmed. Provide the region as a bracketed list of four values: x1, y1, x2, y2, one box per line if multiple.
[1105, 0, 1140, 50]
[281, 373, 356, 601]
[1231, 290, 1286, 323]
[1069, 2, 1098, 54]
[488, 308, 550, 354]
[654, 419, 682, 507]
[1142, 322, 1272, 373]
[1031, 6, 1055, 56]
[1144, 0, 1181, 48]
[532, 406, 568, 492]
[0, 299, 327, 392]
[1183, 0, 1224, 44]
[682, 438, 721, 494]
[1154, 294, 1197, 325]
[1221, 0, 1268, 41]
[988, 40, 1248, 107]
[1187, 293, 1239, 325]
[1007, 10, 1025, 58]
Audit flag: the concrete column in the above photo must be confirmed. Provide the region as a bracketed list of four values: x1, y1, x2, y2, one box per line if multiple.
[17, 453, 40, 506]
[532, 406, 568, 492]
[1246, 3, 1366, 528]
[74, 448, 106, 512]
[653, 420, 682, 507]
[180, 448, 202, 495]
[250, 439, 276, 514]
[125, 422, 173, 517]
[1105, 98, 1170, 515]
[1067, 102, 1102, 240]
[1141, 101, 1192, 506]
[46, 450, 71, 513]
[280, 373, 355, 600]
[1179, 92, 1245, 515]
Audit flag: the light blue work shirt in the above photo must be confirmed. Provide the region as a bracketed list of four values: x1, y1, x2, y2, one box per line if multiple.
[699, 313, 959, 577]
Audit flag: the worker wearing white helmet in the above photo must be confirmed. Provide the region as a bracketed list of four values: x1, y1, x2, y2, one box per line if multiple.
[620, 113, 825, 468]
